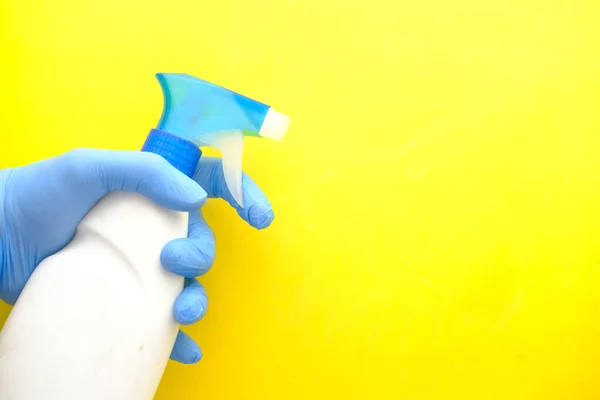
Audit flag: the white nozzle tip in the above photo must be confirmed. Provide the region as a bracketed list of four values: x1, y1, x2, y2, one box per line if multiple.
[260, 108, 291, 141]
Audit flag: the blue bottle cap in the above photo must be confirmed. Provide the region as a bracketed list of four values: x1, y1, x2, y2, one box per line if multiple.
[141, 129, 201, 178]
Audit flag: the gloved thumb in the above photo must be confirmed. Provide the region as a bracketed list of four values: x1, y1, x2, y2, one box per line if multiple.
[55, 148, 206, 212]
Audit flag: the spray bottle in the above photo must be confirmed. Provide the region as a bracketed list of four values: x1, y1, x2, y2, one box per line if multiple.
[0, 73, 290, 399]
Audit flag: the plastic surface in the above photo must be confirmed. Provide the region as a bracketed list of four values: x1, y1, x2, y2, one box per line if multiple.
[0, 193, 187, 399]
[0, 149, 273, 398]
[259, 108, 291, 141]
[155, 73, 290, 207]
[0, 70, 287, 398]
[156, 73, 270, 139]
[196, 130, 245, 208]
[141, 129, 201, 178]
[0, 71, 287, 399]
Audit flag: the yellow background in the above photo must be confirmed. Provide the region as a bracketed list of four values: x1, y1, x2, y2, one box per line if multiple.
[1, 0, 600, 398]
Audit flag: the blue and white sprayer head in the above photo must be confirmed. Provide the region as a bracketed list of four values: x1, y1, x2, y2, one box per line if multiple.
[142, 73, 290, 207]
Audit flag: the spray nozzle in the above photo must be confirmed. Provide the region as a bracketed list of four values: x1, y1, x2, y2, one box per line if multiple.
[148, 73, 290, 208]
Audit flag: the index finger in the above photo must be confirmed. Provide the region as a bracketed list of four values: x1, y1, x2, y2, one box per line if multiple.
[192, 157, 274, 230]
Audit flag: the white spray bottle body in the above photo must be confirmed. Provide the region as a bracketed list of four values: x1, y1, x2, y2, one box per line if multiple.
[0, 192, 186, 399]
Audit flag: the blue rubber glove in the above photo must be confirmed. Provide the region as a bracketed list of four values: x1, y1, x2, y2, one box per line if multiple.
[0, 149, 274, 364]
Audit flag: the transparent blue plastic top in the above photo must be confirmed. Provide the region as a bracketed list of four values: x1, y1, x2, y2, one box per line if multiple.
[145, 73, 290, 206]
[155, 73, 271, 144]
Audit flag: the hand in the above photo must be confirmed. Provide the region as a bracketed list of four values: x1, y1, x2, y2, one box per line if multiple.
[0, 149, 274, 364]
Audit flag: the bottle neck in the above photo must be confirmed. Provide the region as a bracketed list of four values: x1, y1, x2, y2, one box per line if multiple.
[141, 129, 201, 178]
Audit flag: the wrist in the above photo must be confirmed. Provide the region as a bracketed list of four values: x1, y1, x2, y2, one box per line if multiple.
[0, 169, 9, 282]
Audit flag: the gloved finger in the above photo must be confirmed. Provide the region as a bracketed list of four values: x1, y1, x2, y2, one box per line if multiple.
[170, 330, 202, 364]
[60, 148, 207, 212]
[173, 278, 208, 325]
[193, 157, 274, 229]
[161, 211, 215, 278]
